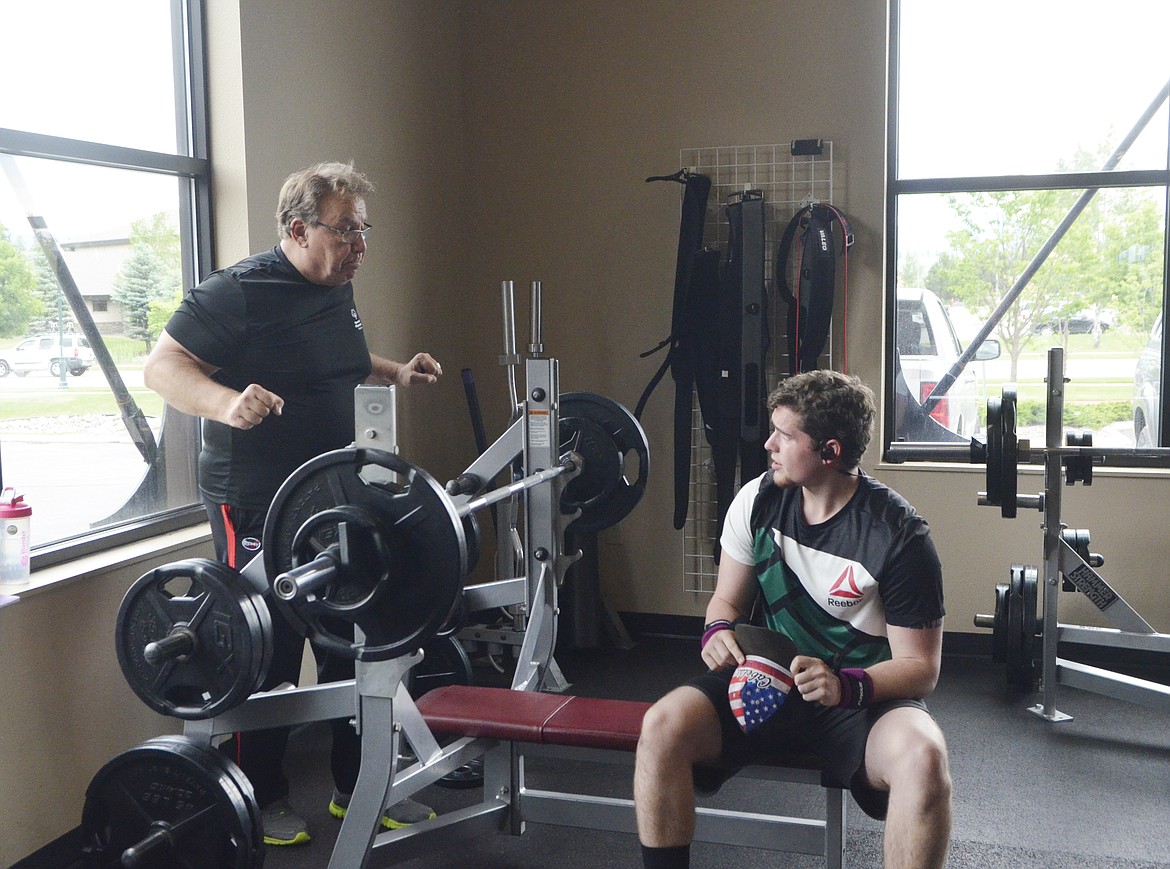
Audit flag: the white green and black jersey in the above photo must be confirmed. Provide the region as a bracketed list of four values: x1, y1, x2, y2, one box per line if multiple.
[720, 472, 944, 670]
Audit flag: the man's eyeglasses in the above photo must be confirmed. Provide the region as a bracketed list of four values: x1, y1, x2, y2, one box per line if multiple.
[314, 221, 373, 244]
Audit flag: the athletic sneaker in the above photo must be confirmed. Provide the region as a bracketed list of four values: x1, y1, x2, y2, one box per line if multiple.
[261, 797, 311, 845]
[328, 788, 437, 829]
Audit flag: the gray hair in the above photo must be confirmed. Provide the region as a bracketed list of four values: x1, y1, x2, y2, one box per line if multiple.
[275, 161, 375, 238]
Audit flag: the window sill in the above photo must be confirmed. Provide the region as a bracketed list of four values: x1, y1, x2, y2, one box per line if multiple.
[0, 524, 212, 602]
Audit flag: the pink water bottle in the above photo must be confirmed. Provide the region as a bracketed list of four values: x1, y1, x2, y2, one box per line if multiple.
[0, 488, 31, 586]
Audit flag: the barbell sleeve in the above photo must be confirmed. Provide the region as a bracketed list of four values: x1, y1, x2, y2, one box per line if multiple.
[273, 549, 341, 601]
[456, 460, 576, 518]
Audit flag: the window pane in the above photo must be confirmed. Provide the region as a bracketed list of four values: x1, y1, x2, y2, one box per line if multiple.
[897, 1, 1170, 178]
[0, 156, 199, 547]
[0, 1, 182, 154]
[894, 188, 1166, 446]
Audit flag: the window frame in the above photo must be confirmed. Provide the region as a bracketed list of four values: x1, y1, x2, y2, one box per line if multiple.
[0, 0, 212, 569]
[884, 0, 1170, 463]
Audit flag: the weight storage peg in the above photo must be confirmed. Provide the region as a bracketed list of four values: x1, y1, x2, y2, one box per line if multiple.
[81, 735, 263, 868]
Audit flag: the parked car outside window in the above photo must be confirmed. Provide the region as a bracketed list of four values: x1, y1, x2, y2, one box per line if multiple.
[1133, 314, 1162, 448]
[896, 287, 1000, 439]
[0, 333, 96, 378]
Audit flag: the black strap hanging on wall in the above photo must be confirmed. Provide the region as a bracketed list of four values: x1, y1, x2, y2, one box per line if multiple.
[775, 202, 853, 374]
[703, 191, 770, 562]
[637, 170, 715, 530]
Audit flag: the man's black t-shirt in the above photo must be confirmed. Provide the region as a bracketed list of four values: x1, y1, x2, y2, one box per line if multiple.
[165, 246, 373, 510]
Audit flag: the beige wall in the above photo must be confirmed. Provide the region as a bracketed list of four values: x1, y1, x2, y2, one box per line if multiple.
[6, 0, 1170, 862]
[0, 536, 205, 866]
[454, 0, 1170, 634]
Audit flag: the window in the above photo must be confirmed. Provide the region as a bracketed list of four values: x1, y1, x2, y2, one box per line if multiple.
[0, 0, 211, 566]
[887, 1, 1170, 457]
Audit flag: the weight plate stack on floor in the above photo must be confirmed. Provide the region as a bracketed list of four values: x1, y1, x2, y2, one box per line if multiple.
[81, 735, 263, 868]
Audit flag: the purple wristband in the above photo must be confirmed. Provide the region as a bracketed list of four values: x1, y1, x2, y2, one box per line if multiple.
[700, 620, 733, 650]
[837, 667, 875, 709]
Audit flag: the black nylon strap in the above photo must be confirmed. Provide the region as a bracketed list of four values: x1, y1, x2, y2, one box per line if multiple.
[775, 203, 853, 374]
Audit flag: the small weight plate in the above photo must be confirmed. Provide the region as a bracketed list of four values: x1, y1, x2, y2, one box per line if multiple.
[115, 559, 272, 720]
[81, 736, 262, 869]
[558, 393, 650, 533]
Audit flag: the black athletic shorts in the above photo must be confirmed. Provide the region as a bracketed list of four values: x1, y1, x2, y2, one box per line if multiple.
[688, 667, 930, 820]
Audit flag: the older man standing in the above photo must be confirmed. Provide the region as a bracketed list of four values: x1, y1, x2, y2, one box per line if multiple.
[145, 161, 442, 846]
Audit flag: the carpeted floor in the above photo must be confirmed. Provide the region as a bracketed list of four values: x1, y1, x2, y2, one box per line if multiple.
[259, 637, 1170, 868]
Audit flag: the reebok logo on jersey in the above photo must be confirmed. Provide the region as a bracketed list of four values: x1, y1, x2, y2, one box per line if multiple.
[827, 565, 863, 608]
[351, 308, 364, 330]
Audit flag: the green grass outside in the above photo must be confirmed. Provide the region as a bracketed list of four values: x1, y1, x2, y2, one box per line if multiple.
[0, 386, 163, 420]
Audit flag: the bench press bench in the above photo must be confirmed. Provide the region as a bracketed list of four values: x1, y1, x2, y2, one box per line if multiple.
[415, 684, 847, 868]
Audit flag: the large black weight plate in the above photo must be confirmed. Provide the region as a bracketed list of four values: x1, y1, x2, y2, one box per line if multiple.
[116, 559, 273, 720]
[264, 448, 467, 662]
[1005, 564, 1039, 686]
[408, 635, 473, 697]
[559, 392, 650, 533]
[406, 637, 484, 790]
[81, 736, 262, 869]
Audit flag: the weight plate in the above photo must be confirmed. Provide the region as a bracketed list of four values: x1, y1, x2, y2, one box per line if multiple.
[288, 504, 393, 616]
[149, 736, 264, 866]
[408, 635, 473, 698]
[985, 396, 1002, 506]
[81, 736, 262, 869]
[1005, 563, 1039, 686]
[1020, 564, 1039, 685]
[991, 582, 1008, 664]
[559, 392, 650, 533]
[115, 559, 273, 720]
[406, 637, 484, 790]
[999, 388, 1018, 519]
[1006, 565, 1025, 683]
[263, 448, 467, 662]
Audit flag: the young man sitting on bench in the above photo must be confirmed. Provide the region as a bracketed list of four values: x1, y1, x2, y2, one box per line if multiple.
[634, 370, 953, 869]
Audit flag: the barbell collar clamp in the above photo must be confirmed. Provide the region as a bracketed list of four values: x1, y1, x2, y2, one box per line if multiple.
[143, 626, 196, 666]
[445, 473, 485, 497]
[273, 548, 341, 601]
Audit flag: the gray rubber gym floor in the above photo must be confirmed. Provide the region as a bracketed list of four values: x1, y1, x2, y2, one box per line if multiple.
[265, 637, 1170, 869]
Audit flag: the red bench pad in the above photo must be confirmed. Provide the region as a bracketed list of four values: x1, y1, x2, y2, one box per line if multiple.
[416, 685, 647, 752]
[416, 685, 824, 771]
